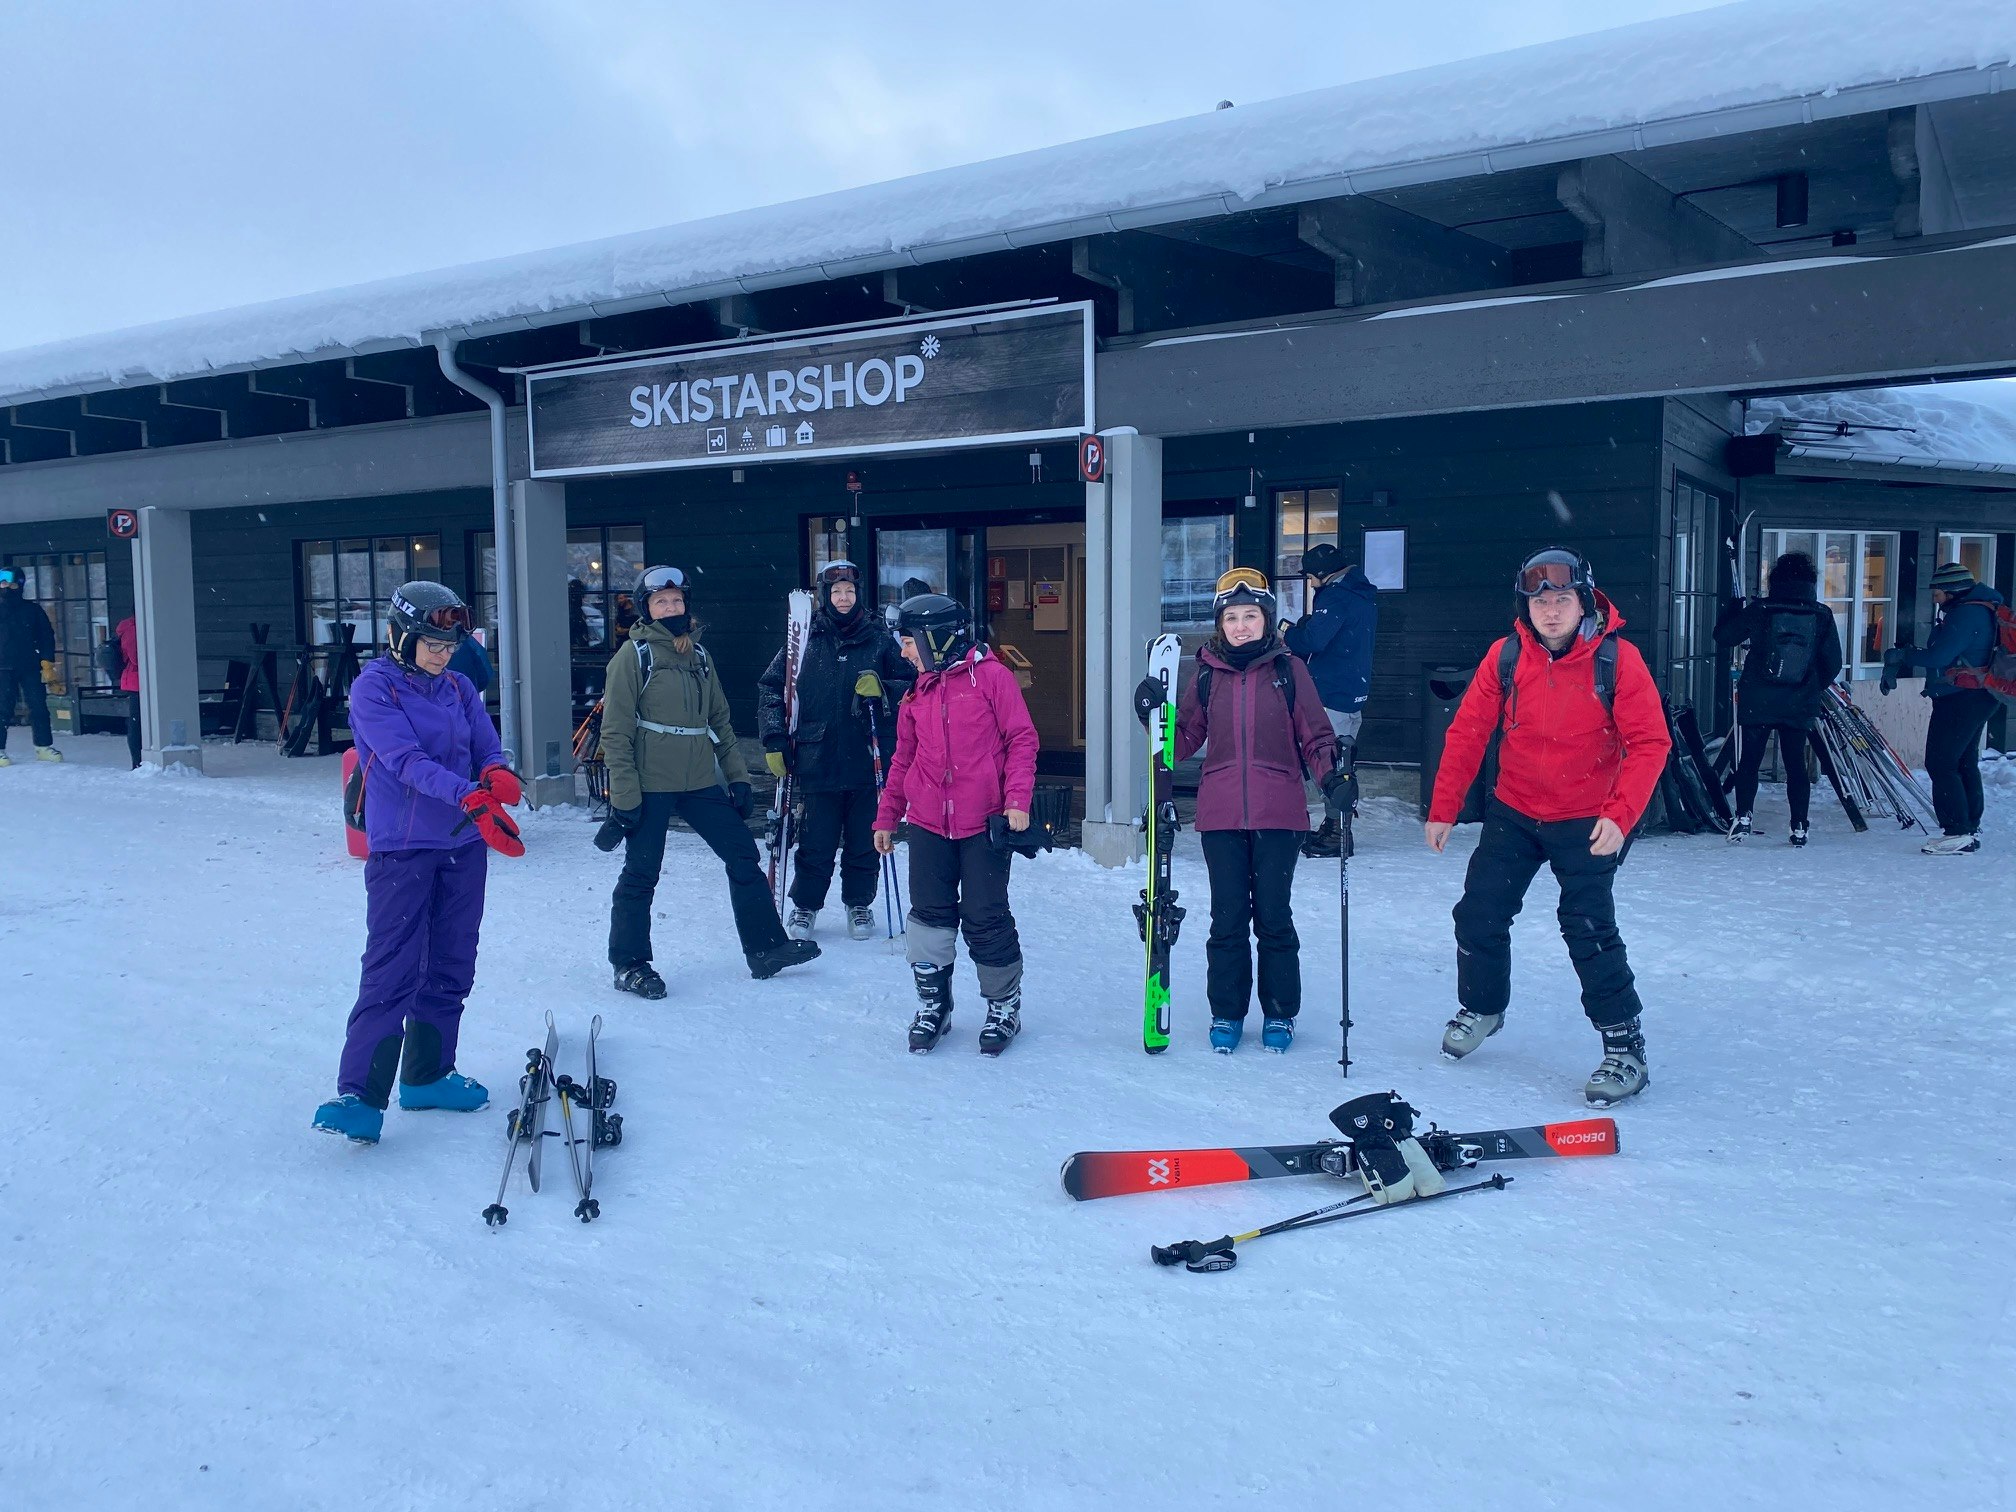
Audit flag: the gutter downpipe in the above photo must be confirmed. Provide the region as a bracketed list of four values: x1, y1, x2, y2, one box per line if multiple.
[432, 335, 518, 766]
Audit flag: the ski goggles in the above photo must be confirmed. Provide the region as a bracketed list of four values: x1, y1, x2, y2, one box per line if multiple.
[639, 566, 689, 595]
[1515, 551, 1584, 597]
[391, 592, 471, 637]
[0, 568, 21, 588]
[1211, 567, 1274, 612]
[817, 560, 862, 587]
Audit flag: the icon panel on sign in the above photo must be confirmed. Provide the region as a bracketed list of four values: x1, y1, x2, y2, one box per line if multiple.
[738, 428, 757, 451]
[765, 424, 787, 447]
[795, 421, 816, 444]
[705, 427, 728, 454]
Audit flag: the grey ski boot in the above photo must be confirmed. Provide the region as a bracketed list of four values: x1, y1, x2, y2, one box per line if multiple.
[908, 963, 953, 1053]
[1585, 1017, 1648, 1107]
[1440, 1009, 1504, 1060]
[847, 904, 876, 940]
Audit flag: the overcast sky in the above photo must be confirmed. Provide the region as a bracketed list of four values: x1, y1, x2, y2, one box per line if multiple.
[0, 0, 1729, 352]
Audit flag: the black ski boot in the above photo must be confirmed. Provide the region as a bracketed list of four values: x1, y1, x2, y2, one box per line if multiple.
[748, 939, 820, 979]
[908, 963, 953, 1052]
[613, 961, 667, 1000]
[1301, 813, 1342, 859]
[978, 989, 1022, 1057]
[1585, 1017, 1648, 1107]
[1788, 822, 1809, 847]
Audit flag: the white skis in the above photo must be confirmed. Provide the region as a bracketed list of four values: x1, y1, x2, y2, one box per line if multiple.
[768, 590, 815, 914]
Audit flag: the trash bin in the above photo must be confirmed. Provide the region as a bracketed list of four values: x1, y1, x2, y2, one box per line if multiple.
[1419, 664, 1477, 819]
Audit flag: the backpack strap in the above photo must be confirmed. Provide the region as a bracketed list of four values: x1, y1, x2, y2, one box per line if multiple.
[1192, 656, 1297, 719]
[1496, 630, 1617, 721]
[635, 639, 653, 691]
[1594, 634, 1618, 714]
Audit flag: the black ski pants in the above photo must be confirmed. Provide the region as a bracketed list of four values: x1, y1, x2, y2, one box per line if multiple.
[790, 786, 880, 911]
[608, 786, 787, 968]
[1924, 689, 1996, 836]
[0, 668, 53, 750]
[1732, 722, 1811, 826]
[1200, 828, 1304, 1021]
[905, 826, 1021, 999]
[1452, 799, 1642, 1030]
[126, 691, 142, 769]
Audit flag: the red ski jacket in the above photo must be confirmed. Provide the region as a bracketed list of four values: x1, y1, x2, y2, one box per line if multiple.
[1428, 595, 1670, 832]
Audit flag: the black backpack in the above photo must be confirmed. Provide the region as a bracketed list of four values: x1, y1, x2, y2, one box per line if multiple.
[1757, 605, 1823, 687]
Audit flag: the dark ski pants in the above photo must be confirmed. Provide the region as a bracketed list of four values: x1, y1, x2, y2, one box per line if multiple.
[790, 786, 880, 911]
[609, 786, 787, 968]
[1732, 722, 1811, 826]
[1200, 828, 1304, 1021]
[337, 843, 489, 1108]
[905, 826, 1022, 1000]
[1452, 799, 1642, 1030]
[1924, 690, 1995, 836]
[126, 690, 142, 769]
[0, 668, 53, 750]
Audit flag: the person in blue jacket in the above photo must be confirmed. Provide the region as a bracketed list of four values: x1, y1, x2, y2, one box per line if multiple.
[1882, 561, 2005, 854]
[1284, 543, 1378, 857]
[313, 582, 525, 1145]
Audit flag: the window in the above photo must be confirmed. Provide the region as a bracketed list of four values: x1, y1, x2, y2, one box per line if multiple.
[300, 535, 440, 650]
[806, 516, 858, 581]
[1274, 486, 1339, 620]
[10, 551, 107, 692]
[1760, 529, 1898, 675]
[1161, 515, 1233, 628]
[472, 525, 643, 653]
[1671, 478, 1728, 722]
[875, 529, 956, 610]
[1939, 532, 1996, 590]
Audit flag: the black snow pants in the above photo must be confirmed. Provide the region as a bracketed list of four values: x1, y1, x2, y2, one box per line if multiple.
[905, 826, 1021, 1001]
[1452, 798, 1643, 1030]
[609, 787, 789, 968]
[790, 786, 880, 911]
[1923, 689, 1995, 837]
[1732, 722, 1812, 827]
[1200, 828, 1304, 1021]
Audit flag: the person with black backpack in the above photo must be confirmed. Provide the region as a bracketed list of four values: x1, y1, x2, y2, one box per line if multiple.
[1424, 548, 1671, 1107]
[1714, 551, 1844, 845]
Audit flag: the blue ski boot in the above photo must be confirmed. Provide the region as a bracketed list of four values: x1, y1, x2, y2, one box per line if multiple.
[1261, 1017, 1294, 1053]
[398, 1072, 489, 1112]
[1209, 1017, 1243, 1054]
[313, 1095, 384, 1144]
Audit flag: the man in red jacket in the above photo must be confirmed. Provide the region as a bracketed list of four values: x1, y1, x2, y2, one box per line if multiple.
[1425, 548, 1671, 1107]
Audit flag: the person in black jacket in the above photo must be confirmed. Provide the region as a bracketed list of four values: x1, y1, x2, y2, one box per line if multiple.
[1713, 551, 1844, 845]
[0, 566, 61, 766]
[1284, 543, 1378, 857]
[758, 561, 914, 940]
[1882, 561, 2006, 853]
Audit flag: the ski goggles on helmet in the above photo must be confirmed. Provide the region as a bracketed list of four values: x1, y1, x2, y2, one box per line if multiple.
[0, 567, 21, 588]
[639, 565, 689, 595]
[391, 592, 472, 637]
[1514, 550, 1587, 597]
[817, 560, 861, 587]
[1211, 567, 1275, 614]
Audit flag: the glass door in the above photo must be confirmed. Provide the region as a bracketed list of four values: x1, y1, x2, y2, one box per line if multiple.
[1671, 476, 1730, 727]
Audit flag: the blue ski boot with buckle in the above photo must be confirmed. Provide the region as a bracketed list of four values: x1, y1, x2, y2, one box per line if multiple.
[1261, 1017, 1294, 1053]
[1209, 1017, 1243, 1054]
[313, 1095, 384, 1145]
[398, 1071, 489, 1111]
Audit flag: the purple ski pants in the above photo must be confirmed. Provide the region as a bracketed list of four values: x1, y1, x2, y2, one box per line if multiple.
[336, 843, 489, 1107]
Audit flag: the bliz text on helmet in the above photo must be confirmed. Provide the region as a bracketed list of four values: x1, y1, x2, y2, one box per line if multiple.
[628, 356, 927, 429]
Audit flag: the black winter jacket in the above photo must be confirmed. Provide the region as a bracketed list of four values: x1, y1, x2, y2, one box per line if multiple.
[0, 592, 56, 675]
[757, 606, 914, 793]
[1713, 586, 1844, 729]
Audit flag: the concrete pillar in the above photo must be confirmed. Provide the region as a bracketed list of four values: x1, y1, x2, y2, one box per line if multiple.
[510, 478, 576, 807]
[132, 506, 204, 772]
[1080, 432, 1162, 866]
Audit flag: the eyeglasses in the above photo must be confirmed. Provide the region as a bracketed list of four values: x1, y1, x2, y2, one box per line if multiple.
[640, 566, 688, 594]
[818, 560, 862, 586]
[1516, 552, 1582, 596]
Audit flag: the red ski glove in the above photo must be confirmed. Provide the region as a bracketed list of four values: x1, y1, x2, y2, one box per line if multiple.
[481, 764, 523, 806]
[460, 788, 525, 857]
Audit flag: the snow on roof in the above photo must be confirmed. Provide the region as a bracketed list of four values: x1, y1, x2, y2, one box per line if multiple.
[1748, 379, 2016, 468]
[3, 0, 2013, 407]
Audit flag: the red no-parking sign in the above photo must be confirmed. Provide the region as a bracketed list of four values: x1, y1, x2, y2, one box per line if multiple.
[107, 508, 139, 539]
[1078, 434, 1105, 484]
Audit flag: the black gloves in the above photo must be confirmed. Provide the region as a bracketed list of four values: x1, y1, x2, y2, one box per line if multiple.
[1133, 676, 1167, 727]
[1320, 764, 1356, 814]
[728, 781, 755, 820]
[593, 806, 641, 853]
[1880, 644, 1914, 696]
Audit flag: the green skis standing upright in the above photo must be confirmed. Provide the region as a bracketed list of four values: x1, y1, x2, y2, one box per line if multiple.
[1135, 634, 1185, 1053]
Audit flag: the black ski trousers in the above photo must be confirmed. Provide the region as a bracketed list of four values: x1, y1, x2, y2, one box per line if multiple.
[1732, 722, 1811, 826]
[1452, 799, 1642, 1030]
[790, 786, 880, 911]
[1200, 828, 1304, 1021]
[609, 786, 787, 968]
[906, 826, 1020, 971]
[1924, 689, 1996, 836]
[126, 691, 142, 769]
[0, 668, 53, 749]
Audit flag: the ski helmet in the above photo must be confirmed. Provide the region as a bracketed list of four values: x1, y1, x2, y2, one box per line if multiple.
[0, 565, 22, 592]
[1513, 547, 1598, 636]
[896, 593, 974, 672]
[1211, 567, 1278, 629]
[634, 565, 691, 624]
[386, 581, 471, 671]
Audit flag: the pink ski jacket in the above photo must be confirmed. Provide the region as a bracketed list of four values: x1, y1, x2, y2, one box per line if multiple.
[876, 647, 1039, 840]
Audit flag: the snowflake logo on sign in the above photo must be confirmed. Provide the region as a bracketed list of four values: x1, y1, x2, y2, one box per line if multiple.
[919, 334, 941, 359]
[1147, 1159, 1172, 1186]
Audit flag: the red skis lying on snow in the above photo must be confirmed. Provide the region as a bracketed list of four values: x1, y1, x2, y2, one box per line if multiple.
[1060, 1118, 1618, 1201]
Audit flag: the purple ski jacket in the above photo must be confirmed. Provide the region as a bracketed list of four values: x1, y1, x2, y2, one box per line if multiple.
[1175, 641, 1338, 833]
[876, 647, 1039, 841]
[348, 657, 503, 852]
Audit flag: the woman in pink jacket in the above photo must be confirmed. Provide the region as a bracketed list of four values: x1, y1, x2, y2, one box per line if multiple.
[1135, 570, 1348, 1054]
[874, 593, 1039, 1057]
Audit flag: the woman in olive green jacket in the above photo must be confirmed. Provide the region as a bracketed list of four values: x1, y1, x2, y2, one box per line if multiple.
[601, 567, 818, 998]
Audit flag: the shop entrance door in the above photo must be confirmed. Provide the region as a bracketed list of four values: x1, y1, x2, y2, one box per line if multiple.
[981, 522, 1086, 755]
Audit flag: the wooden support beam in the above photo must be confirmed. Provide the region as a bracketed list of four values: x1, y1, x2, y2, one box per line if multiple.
[1296, 197, 1510, 308]
[1557, 155, 1754, 278]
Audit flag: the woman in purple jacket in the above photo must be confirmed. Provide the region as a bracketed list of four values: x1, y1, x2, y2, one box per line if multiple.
[313, 583, 524, 1145]
[1136, 570, 1348, 1054]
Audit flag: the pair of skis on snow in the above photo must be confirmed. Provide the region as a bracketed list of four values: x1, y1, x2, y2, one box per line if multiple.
[482, 1011, 622, 1227]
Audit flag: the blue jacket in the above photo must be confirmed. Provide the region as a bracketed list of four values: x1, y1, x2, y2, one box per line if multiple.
[349, 658, 503, 851]
[447, 637, 493, 693]
[1283, 566, 1378, 714]
[1909, 583, 2005, 697]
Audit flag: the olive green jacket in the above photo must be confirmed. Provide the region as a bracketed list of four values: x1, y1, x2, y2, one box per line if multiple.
[599, 621, 749, 810]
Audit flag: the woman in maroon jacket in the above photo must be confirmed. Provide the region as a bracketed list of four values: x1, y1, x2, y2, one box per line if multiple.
[1136, 569, 1346, 1054]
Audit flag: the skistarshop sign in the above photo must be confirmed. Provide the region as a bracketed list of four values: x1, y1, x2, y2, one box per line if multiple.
[525, 303, 1094, 477]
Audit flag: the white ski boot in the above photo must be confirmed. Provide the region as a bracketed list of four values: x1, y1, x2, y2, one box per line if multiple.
[847, 905, 876, 940]
[1921, 833, 1981, 855]
[1585, 1017, 1648, 1107]
[786, 906, 819, 940]
[1441, 1009, 1503, 1060]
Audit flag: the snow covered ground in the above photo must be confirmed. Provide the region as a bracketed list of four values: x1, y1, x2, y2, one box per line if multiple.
[3, 735, 2011, 1510]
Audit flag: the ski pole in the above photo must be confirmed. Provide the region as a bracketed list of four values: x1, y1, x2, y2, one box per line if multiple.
[482, 1044, 544, 1228]
[552, 1075, 599, 1223]
[1151, 1173, 1511, 1272]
